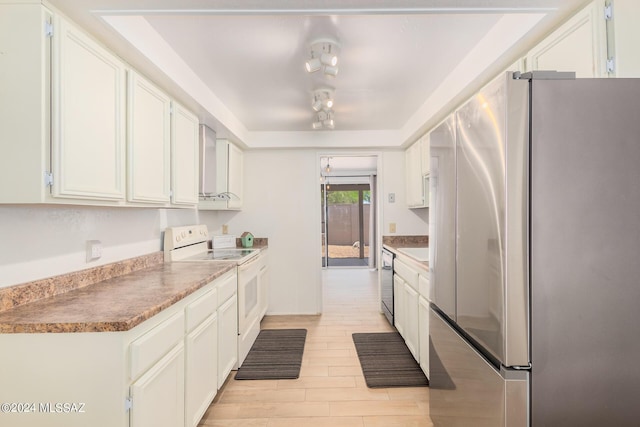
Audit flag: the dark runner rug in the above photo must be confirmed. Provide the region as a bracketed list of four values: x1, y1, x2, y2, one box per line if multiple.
[235, 329, 307, 380]
[352, 332, 429, 388]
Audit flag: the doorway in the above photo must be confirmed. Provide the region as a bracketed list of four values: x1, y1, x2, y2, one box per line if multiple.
[319, 155, 378, 269]
[322, 183, 370, 267]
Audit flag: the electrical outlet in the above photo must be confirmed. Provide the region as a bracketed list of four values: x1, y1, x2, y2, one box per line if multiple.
[389, 223, 396, 233]
[222, 224, 229, 234]
[388, 193, 395, 203]
[86, 240, 102, 262]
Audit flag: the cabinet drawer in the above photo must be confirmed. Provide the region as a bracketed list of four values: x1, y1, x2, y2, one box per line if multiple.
[186, 287, 217, 332]
[130, 311, 184, 380]
[217, 271, 237, 307]
[394, 259, 419, 290]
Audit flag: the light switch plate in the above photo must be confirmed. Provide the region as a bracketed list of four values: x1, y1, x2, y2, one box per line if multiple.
[389, 223, 396, 233]
[388, 193, 395, 203]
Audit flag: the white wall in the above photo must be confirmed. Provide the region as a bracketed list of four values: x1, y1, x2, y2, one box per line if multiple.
[0, 147, 427, 318]
[199, 148, 428, 315]
[200, 149, 322, 315]
[380, 151, 429, 235]
[0, 206, 197, 288]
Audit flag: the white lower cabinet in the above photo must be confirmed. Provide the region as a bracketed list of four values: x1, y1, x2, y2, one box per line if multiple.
[218, 293, 238, 389]
[185, 313, 218, 427]
[393, 254, 430, 378]
[258, 253, 270, 319]
[0, 270, 237, 427]
[418, 295, 430, 378]
[130, 343, 185, 427]
[393, 274, 405, 337]
[184, 286, 219, 427]
[404, 282, 420, 360]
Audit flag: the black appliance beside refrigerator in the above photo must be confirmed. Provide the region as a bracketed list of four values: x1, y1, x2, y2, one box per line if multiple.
[429, 71, 640, 426]
[380, 248, 395, 325]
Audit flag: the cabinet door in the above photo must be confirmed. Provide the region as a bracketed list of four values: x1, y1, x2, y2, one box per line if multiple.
[171, 102, 199, 206]
[130, 343, 184, 427]
[526, 1, 606, 77]
[393, 275, 405, 336]
[405, 145, 415, 207]
[406, 141, 424, 207]
[404, 283, 420, 361]
[53, 17, 126, 200]
[419, 295, 430, 378]
[421, 134, 430, 176]
[198, 137, 229, 210]
[185, 314, 217, 427]
[227, 142, 243, 209]
[218, 294, 238, 389]
[127, 71, 171, 203]
[610, 0, 640, 77]
[258, 263, 270, 319]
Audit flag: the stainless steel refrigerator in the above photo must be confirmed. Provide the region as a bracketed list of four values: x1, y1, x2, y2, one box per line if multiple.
[428, 71, 640, 426]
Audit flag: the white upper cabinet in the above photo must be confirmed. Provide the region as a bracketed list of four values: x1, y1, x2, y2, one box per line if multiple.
[0, 3, 52, 204]
[526, 1, 607, 77]
[405, 136, 429, 208]
[199, 139, 243, 211]
[607, 0, 640, 77]
[0, 3, 200, 208]
[420, 134, 430, 176]
[54, 17, 127, 201]
[51, 14, 126, 200]
[227, 142, 244, 210]
[127, 70, 171, 204]
[171, 102, 199, 206]
[0, 4, 129, 205]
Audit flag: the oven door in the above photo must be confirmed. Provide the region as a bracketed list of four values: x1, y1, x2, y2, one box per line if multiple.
[237, 255, 261, 366]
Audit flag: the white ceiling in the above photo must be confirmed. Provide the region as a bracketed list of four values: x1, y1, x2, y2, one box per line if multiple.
[47, 0, 589, 147]
[143, 13, 500, 132]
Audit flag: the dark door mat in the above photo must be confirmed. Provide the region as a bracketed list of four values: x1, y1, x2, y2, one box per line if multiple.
[235, 329, 307, 380]
[352, 332, 429, 388]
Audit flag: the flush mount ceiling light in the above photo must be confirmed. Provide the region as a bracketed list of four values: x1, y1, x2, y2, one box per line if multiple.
[311, 89, 334, 112]
[305, 40, 340, 77]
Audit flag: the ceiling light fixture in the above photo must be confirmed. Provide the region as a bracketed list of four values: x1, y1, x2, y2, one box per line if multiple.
[323, 65, 339, 77]
[305, 40, 340, 77]
[305, 56, 321, 73]
[312, 109, 336, 130]
[325, 158, 331, 173]
[311, 89, 334, 112]
[323, 111, 335, 129]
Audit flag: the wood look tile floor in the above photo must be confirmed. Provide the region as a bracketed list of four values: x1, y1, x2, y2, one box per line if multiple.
[198, 269, 434, 427]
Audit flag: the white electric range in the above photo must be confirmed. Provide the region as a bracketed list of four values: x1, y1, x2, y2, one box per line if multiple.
[163, 224, 264, 368]
[164, 225, 259, 264]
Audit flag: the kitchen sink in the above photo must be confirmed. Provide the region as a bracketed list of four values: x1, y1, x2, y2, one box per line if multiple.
[397, 247, 429, 262]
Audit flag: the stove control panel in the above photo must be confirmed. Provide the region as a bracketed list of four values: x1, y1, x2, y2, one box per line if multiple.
[164, 224, 209, 251]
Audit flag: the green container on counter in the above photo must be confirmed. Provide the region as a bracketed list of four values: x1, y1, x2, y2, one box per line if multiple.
[241, 232, 254, 248]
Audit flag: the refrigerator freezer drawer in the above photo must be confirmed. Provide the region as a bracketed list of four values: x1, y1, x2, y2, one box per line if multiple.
[429, 307, 528, 426]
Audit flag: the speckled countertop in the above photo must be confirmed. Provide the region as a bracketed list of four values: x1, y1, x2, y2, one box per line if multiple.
[383, 235, 429, 270]
[0, 262, 235, 334]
